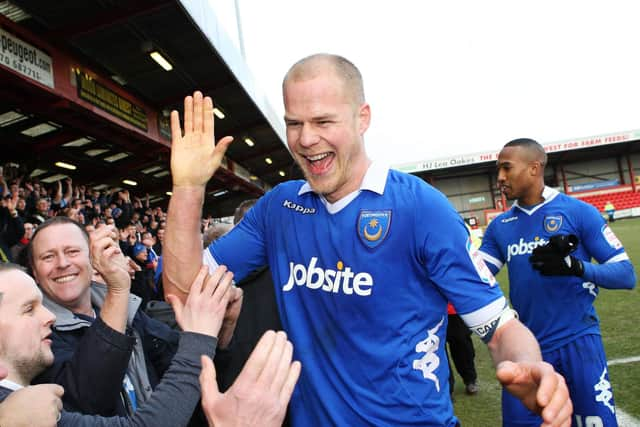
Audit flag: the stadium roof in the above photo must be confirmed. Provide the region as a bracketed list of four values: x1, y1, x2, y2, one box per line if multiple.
[0, 0, 300, 216]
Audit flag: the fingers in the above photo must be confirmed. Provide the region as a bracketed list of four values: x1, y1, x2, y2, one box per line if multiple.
[184, 94, 193, 134]
[495, 360, 519, 385]
[170, 110, 182, 142]
[539, 373, 572, 426]
[214, 135, 234, 156]
[204, 97, 214, 137]
[258, 331, 288, 386]
[187, 265, 210, 302]
[269, 336, 294, 394]
[279, 360, 301, 406]
[203, 265, 228, 296]
[239, 330, 278, 383]
[199, 355, 220, 407]
[193, 91, 203, 135]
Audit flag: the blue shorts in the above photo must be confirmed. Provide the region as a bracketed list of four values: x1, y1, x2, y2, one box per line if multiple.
[502, 334, 618, 427]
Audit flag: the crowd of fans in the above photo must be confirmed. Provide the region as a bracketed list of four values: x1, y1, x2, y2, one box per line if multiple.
[0, 166, 187, 307]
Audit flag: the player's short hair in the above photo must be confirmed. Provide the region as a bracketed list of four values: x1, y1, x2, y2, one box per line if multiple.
[283, 53, 365, 105]
[504, 138, 547, 167]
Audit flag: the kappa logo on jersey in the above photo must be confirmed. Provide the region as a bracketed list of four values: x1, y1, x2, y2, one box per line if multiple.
[594, 367, 615, 414]
[282, 199, 316, 215]
[467, 238, 497, 286]
[506, 237, 548, 262]
[413, 317, 445, 392]
[501, 216, 518, 223]
[357, 210, 391, 249]
[282, 257, 374, 296]
[544, 215, 563, 232]
[601, 224, 622, 250]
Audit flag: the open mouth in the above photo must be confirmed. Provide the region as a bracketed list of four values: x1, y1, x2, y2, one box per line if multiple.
[303, 152, 334, 175]
[53, 274, 78, 284]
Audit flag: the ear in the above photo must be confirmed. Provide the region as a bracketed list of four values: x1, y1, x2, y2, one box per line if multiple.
[529, 161, 542, 177]
[358, 103, 371, 136]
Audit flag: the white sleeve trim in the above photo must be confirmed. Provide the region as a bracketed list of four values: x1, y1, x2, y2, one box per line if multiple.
[459, 296, 506, 328]
[478, 250, 503, 270]
[605, 252, 630, 263]
[202, 249, 220, 273]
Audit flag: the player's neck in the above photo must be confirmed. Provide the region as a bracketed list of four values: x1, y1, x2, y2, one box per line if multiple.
[518, 182, 545, 207]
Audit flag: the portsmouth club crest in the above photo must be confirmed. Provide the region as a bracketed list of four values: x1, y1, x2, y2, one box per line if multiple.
[544, 215, 563, 233]
[358, 210, 391, 249]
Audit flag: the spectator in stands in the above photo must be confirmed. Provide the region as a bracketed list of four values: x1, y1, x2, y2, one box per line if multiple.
[0, 263, 300, 427]
[29, 197, 50, 226]
[27, 217, 243, 418]
[480, 137, 637, 426]
[10, 221, 33, 265]
[0, 193, 24, 263]
[163, 54, 572, 426]
[604, 200, 615, 223]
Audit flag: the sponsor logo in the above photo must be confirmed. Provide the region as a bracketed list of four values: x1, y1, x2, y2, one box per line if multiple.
[282, 199, 316, 215]
[357, 210, 391, 249]
[282, 257, 374, 296]
[506, 237, 548, 262]
[501, 216, 518, 223]
[582, 281, 597, 297]
[544, 215, 563, 232]
[601, 224, 622, 250]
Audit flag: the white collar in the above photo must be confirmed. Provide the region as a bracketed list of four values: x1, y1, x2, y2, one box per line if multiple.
[297, 162, 389, 214]
[0, 378, 24, 391]
[513, 186, 560, 216]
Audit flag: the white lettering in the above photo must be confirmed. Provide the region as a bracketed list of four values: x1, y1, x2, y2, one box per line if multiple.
[282, 257, 374, 297]
[506, 237, 548, 262]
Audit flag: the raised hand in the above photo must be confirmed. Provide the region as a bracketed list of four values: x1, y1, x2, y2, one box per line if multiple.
[166, 265, 234, 337]
[170, 91, 234, 188]
[90, 225, 130, 295]
[199, 330, 301, 427]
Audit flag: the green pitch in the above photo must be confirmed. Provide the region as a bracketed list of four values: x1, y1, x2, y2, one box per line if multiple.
[452, 217, 640, 426]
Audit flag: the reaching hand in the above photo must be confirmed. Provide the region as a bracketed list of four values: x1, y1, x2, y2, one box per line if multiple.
[200, 330, 301, 427]
[217, 286, 243, 349]
[90, 225, 131, 295]
[167, 265, 234, 337]
[170, 91, 234, 188]
[0, 383, 64, 427]
[497, 361, 572, 427]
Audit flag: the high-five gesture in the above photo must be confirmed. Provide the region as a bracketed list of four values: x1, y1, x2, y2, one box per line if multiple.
[170, 91, 234, 188]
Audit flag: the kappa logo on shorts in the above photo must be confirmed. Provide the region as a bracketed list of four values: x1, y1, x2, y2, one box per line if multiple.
[543, 215, 563, 233]
[357, 210, 391, 249]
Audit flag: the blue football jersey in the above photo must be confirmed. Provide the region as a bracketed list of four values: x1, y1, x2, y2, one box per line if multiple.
[480, 187, 629, 351]
[206, 164, 504, 426]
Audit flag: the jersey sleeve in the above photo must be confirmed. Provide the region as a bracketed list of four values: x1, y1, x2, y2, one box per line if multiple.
[478, 218, 504, 275]
[577, 202, 628, 264]
[203, 195, 270, 282]
[416, 186, 504, 317]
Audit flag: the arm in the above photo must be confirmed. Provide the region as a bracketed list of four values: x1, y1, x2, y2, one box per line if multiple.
[163, 91, 233, 303]
[582, 259, 636, 289]
[488, 318, 573, 427]
[60, 331, 217, 427]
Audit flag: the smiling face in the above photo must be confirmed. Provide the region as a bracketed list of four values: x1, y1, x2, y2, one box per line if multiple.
[30, 222, 92, 315]
[0, 268, 56, 385]
[283, 60, 371, 203]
